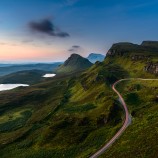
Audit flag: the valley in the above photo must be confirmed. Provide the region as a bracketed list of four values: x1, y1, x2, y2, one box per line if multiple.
[0, 42, 158, 158]
[1, 1, 158, 157]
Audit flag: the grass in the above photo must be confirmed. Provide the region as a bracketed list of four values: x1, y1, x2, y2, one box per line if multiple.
[0, 109, 32, 132]
[0, 64, 124, 158]
[101, 80, 158, 158]
[62, 103, 96, 113]
[0, 108, 32, 123]
[1, 50, 158, 157]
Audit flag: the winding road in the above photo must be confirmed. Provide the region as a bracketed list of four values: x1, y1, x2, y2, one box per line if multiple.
[90, 78, 158, 158]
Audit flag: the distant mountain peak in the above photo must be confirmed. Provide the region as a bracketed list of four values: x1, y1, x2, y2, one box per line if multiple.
[87, 53, 105, 63]
[56, 53, 93, 73]
[70, 53, 81, 57]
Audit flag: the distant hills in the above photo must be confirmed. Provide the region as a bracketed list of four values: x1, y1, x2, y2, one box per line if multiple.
[0, 53, 105, 77]
[0, 62, 62, 76]
[0, 70, 49, 85]
[87, 53, 105, 63]
[56, 53, 93, 73]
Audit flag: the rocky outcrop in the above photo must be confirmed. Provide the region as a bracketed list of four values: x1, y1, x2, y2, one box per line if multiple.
[107, 41, 158, 57]
[141, 41, 158, 48]
[107, 42, 141, 56]
[131, 55, 151, 61]
[144, 62, 158, 74]
[107, 49, 125, 56]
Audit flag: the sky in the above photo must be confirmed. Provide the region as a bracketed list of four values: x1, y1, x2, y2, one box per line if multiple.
[0, 0, 158, 63]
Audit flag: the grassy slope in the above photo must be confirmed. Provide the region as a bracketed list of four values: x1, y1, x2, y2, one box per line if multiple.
[99, 51, 158, 157]
[1, 49, 158, 157]
[0, 65, 124, 158]
[104, 56, 154, 78]
[56, 54, 93, 74]
[0, 63, 62, 76]
[0, 70, 49, 85]
[102, 80, 158, 158]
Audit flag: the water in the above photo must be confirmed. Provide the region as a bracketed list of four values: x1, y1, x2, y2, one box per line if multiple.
[0, 84, 29, 91]
[43, 74, 56, 78]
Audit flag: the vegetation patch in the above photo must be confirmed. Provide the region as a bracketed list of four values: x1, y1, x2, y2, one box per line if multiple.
[125, 92, 141, 106]
[0, 110, 32, 132]
[63, 103, 96, 113]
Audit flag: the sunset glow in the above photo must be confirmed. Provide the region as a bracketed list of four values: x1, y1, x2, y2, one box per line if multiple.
[0, 40, 68, 62]
[0, 0, 158, 62]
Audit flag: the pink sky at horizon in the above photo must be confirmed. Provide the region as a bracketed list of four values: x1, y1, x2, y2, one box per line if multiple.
[0, 35, 106, 63]
[0, 40, 104, 63]
[0, 42, 70, 62]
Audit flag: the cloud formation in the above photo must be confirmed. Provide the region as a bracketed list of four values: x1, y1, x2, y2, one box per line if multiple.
[0, 42, 19, 46]
[0, 42, 6, 45]
[72, 45, 80, 48]
[28, 19, 70, 38]
[68, 45, 83, 54]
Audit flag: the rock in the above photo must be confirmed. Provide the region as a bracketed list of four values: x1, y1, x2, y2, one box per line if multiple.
[144, 62, 158, 74]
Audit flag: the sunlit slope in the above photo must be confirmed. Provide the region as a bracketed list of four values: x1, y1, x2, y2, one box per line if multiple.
[0, 64, 125, 158]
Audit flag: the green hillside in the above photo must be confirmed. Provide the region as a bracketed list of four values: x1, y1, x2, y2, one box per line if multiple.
[102, 80, 158, 158]
[0, 63, 62, 76]
[0, 41, 158, 157]
[0, 70, 49, 85]
[106, 41, 158, 77]
[0, 62, 125, 158]
[56, 54, 93, 74]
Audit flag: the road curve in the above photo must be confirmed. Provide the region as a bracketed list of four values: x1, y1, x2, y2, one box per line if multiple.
[90, 78, 158, 158]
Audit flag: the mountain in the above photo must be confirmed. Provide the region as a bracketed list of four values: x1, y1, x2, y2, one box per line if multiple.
[56, 53, 93, 73]
[87, 53, 105, 63]
[0, 70, 50, 85]
[0, 62, 62, 76]
[1, 41, 158, 158]
[0, 64, 14, 67]
[141, 40, 158, 48]
[107, 41, 158, 56]
[107, 41, 158, 76]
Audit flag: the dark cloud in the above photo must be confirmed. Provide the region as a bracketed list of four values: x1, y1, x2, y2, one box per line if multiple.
[68, 45, 83, 54]
[28, 19, 70, 38]
[56, 32, 69, 37]
[68, 48, 74, 52]
[72, 45, 80, 48]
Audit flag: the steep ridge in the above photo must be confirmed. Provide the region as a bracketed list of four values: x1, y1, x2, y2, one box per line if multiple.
[106, 41, 158, 76]
[141, 41, 158, 48]
[107, 41, 158, 56]
[56, 53, 93, 73]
